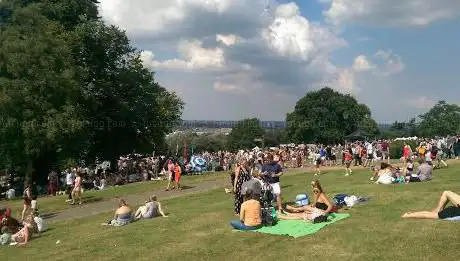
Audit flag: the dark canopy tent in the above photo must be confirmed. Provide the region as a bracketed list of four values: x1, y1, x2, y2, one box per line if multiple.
[345, 130, 370, 141]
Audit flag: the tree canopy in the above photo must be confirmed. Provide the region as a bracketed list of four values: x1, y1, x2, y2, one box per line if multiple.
[0, 0, 183, 179]
[285, 87, 378, 144]
[227, 118, 265, 150]
[418, 101, 460, 137]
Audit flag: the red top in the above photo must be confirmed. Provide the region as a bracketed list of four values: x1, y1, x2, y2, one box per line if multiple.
[403, 146, 410, 157]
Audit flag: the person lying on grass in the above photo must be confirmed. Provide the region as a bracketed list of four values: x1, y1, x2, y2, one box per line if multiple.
[134, 195, 168, 220]
[402, 191, 460, 220]
[279, 180, 334, 221]
[102, 199, 132, 226]
[230, 189, 262, 231]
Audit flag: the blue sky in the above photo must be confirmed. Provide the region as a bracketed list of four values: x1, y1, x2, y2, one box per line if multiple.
[99, 0, 460, 123]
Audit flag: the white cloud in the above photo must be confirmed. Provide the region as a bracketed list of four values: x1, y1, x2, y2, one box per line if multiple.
[352, 55, 372, 71]
[408, 96, 436, 109]
[326, 50, 404, 92]
[261, 2, 346, 61]
[216, 34, 239, 46]
[99, 0, 233, 34]
[372, 50, 405, 76]
[100, 0, 408, 120]
[213, 81, 244, 93]
[141, 40, 225, 70]
[353, 50, 405, 76]
[321, 0, 460, 27]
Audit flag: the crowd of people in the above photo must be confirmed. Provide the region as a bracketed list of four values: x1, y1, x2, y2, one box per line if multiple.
[227, 135, 460, 230]
[0, 135, 459, 244]
[1, 135, 459, 201]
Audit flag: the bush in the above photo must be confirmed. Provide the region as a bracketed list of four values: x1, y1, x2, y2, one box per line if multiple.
[389, 140, 417, 159]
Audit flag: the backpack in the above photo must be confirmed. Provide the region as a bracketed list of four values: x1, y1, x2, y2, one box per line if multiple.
[333, 194, 348, 207]
[295, 194, 309, 207]
[260, 183, 277, 226]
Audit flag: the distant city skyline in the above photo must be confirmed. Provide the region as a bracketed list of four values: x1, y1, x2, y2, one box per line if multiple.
[177, 120, 392, 129]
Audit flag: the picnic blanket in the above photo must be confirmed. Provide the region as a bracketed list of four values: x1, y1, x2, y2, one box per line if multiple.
[252, 213, 350, 238]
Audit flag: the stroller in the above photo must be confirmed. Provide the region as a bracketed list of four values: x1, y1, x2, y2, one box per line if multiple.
[259, 178, 277, 226]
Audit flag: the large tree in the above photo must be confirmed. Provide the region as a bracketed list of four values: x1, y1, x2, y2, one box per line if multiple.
[227, 118, 265, 150]
[418, 101, 460, 137]
[286, 87, 377, 144]
[0, 3, 84, 178]
[0, 0, 183, 181]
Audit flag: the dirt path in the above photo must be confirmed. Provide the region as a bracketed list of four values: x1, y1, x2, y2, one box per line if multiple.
[45, 178, 229, 223]
[41, 164, 381, 223]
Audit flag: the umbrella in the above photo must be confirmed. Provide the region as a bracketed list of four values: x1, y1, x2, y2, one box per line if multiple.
[190, 156, 207, 172]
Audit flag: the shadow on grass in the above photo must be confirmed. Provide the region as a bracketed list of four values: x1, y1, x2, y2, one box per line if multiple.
[41, 212, 59, 219]
[83, 196, 104, 204]
[179, 185, 194, 190]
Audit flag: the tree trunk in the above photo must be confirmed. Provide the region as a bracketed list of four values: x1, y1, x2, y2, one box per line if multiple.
[24, 159, 34, 185]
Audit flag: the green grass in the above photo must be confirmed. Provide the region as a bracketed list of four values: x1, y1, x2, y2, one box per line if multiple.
[1, 172, 228, 214]
[3, 162, 460, 261]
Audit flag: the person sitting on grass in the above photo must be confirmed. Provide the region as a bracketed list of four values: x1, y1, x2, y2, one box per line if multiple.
[10, 214, 37, 247]
[0, 208, 20, 234]
[402, 191, 460, 220]
[412, 159, 433, 182]
[374, 162, 394, 185]
[134, 195, 168, 220]
[102, 199, 132, 227]
[279, 180, 334, 221]
[230, 189, 262, 231]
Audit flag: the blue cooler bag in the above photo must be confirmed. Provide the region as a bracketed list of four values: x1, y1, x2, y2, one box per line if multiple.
[295, 194, 309, 206]
[333, 194, 348, 207]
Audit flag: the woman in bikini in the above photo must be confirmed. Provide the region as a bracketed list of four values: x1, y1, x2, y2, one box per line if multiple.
[71, 172, 82, 205]
[103, 199, 133, 226]
[402, 191, 460, 220]
[280, 180, 334, 221]
[21, 185, 32, 221]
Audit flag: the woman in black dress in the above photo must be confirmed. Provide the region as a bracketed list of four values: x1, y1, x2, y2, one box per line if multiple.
[233, 160, 251, 215]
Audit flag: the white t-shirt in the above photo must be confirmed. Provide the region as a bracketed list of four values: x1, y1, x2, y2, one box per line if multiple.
[31, 200, 37, 210]
[34, 217, 47, 232]
[367, 144, 373, 154]
[66, 172, 74, 185]
[6, 189, 15, 199]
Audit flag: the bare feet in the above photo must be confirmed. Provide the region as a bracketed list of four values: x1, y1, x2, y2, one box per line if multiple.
[401, 212, 412, 218]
